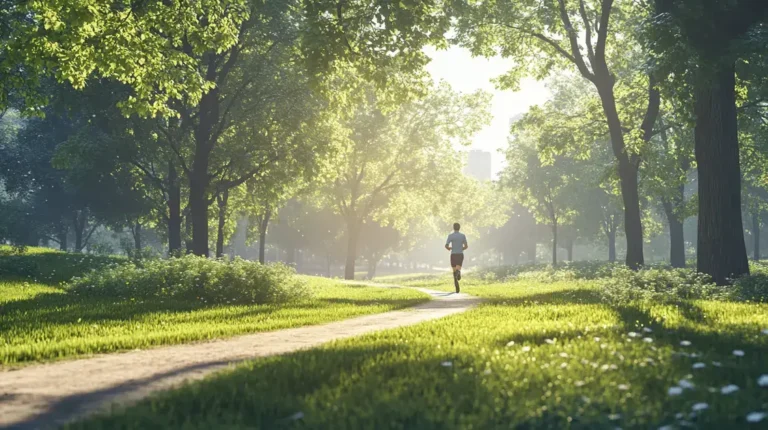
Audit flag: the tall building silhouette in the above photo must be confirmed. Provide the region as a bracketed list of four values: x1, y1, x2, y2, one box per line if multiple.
[464, 150, 492, 181]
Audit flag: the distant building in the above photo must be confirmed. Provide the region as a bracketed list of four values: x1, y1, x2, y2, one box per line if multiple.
[465, 150, 492, 181]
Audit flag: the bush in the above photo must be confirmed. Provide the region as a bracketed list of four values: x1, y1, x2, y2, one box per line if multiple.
[475, 261, 619, 283]
[0, 247, 125, 284]
[599, 266, 722, 305]
[728, 261, 768, 302]
[68, 255, 309, 305]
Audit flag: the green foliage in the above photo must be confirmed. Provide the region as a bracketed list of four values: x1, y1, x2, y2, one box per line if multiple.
[0, 276, 429, 364]
[0, 246, 124, 284]
[600, 266, 721, 305]
[732, 262, 768, 303]
[476, 261, 619, 283]
[3, 0, 249, 116]
[67, 279, 768, 429]
[69, 256, 307, 305]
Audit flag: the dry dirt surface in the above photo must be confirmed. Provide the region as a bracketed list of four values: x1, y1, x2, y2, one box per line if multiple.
[0, 286, 481, 430]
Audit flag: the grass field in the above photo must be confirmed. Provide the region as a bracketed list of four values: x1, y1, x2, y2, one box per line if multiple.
[68, 276, 768, 429]
[0, 275, 429, 365]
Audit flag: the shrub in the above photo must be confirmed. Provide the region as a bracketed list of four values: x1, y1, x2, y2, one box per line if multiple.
[599, 266, 722, 305]
[68, 255, 309, 305]
[0, 248, 125, 284]
[474, 261, 619, 283]
[728, 262, 768, 302]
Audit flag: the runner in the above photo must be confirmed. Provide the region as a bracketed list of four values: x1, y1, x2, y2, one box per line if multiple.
[445, 223, 468, 293]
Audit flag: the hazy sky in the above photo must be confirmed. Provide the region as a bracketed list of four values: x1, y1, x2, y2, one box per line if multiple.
[424, 46, 551, 177]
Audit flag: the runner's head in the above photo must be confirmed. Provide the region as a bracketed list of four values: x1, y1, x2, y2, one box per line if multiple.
[453, 222, 460, 231]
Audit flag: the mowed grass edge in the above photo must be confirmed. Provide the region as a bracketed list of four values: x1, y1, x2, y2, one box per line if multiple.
[0, 276, 430, 365]
[67, 279, 768, 429]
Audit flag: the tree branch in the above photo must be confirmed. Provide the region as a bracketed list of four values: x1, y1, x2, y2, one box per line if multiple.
[498, 23, 578, 65]
[594, 0, 614, 62]
[556, 0, 596, 80]
[579, 0, 596, 62]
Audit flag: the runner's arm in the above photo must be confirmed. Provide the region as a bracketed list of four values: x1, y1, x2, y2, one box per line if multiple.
[462, 237, 468, 250]
[445, 237, 451, 251]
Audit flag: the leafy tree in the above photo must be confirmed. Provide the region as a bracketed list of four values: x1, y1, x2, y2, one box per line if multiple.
[319, 83, 490, 279]
[650, 0, 768, 282]
[2, 0, 248, 115]
[502, 132, 579, 266]
[448, 0, 662, 268]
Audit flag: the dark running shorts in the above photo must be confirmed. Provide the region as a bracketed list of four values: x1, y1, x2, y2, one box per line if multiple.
[450, 253, 464, 267]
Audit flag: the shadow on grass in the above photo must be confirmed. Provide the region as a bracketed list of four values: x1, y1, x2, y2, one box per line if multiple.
[1, 292, 432, 334]
[16, 291, 768, 430]
[484, 288, 604, 306]
[0, 253, 125, 286]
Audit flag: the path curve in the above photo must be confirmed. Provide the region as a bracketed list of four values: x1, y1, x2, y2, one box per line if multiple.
[0, 286, 481, 430]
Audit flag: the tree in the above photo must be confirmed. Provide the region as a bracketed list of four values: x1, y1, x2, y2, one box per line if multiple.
[651, 0, 768, 282]
[502, 133, 579, 266]
[2, 0, 248, 115]
[320, 83, 490, 279]
[449, 0, 661, 268]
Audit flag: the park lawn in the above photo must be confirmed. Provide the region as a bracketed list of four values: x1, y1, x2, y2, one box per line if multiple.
[0, 277, 429, 365]
[69, 279, 768, 429]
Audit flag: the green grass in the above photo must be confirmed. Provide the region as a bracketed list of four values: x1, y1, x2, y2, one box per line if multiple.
[69, 277, 768, 429]
[0, 277, 429, 365]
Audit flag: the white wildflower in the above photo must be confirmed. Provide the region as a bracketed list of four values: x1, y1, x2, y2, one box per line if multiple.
[720, 384, 739, 394]
[522, 346, 531, 352]
[643, 337, 654, 343]
[678, 379, 695, 390]
[692, 403, 709, 411]
[757, 374, 768, 387]
[747, 412, 767, 423]
[733, 349, 745, 356]
[692, 362, 706, 369]
[680, 340, 692, 346]
[668, 386, 683, 396]
[441, 361, 453, 367]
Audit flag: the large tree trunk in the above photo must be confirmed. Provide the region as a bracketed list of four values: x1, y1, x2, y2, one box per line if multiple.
[366, 257, 378, 280]
[189, 154, 211, 257]
[344, 221, 360, 280]
[595, 81, 645, 269]
[753, 211, 761, 261]
[190, 85, 219, 257]
[258, 209, 272, 264]
[694, 62, 749, 284]
[168, 162, 182, 255]
[57, 226, 68, 252]
[132, 223, 142, 251]
[565, 239, 573, 262]
[608, 227, 616, 263]
[551, 220, 558, 267]
[184, 215, 193, 254]
[73, 211, 85, 252]
[662, 199, 686, 268]
[215, 190, 229, 258]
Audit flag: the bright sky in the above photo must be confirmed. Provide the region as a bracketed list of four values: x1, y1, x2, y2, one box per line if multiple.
[424, 46, 551, 178]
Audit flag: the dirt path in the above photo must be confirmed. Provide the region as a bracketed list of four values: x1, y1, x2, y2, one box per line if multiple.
[0, 286, 481, 430]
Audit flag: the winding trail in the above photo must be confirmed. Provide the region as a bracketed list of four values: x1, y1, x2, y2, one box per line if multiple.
[0, 285, 481, 430]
